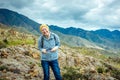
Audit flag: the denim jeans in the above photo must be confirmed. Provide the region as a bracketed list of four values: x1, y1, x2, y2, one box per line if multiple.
[41, 59, 62, 80]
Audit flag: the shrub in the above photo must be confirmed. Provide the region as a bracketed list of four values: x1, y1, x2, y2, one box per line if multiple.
[3, 39, 8, 44]
[62, 67, 82, 80]
[97, 67, 104, 73]
[0, 65, 8, 71]
[111, 69, 120, 79]
[0, 41, 7, 49]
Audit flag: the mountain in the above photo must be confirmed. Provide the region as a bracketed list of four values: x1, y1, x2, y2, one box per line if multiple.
[49, 25, 120, 52]
[0, 9, 40, 35]
[0, 28, 120, 79]
[0, 8, 120, 52]
[53, 30, 102, 49]
[0, 8, 101, 49]
[0, 9, 120, 80]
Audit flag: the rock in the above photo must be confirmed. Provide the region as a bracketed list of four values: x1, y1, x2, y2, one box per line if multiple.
[32, 53, 39, 59]
[0, 50, 8, 58]
[0, 44, 119, 80]
[28, 68, 39, 77]
[9, 68, 21, 74]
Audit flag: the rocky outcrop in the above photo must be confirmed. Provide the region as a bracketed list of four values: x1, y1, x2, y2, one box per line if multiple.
[0, 45, 119, 80]
[0, 45, 42, 80]
[59, 45, 119, 80]
[1, 23, 120, 80]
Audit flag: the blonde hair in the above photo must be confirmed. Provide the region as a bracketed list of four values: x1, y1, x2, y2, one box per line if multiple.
[39, 24, 49, 32]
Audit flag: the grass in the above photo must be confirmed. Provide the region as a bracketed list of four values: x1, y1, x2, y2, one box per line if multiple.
[108, 60, 120, 69]
[112, 62, 120, 69]
[0, 65, 8, 71]
[62, 66, 82, 80]
[4, 39, 35, 47]
[0, 40, 7, 49]
[71, 47, 107, 60]
[0, 27, 37, 47]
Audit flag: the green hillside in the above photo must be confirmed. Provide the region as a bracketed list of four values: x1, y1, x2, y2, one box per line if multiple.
[0, 24, 120, 80]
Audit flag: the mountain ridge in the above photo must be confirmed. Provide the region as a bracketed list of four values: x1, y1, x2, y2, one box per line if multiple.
[0, 8, 40, 34]
[49, 25, 120, 51]
[0, 8, 120, 52]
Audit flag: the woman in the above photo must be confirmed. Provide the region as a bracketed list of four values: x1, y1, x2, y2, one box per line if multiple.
[38, 24, 62, 80]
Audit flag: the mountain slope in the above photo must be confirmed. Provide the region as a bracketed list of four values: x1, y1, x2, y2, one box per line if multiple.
[0, 19, 120, 80]
[0, 8, 120, 52]
[0, 8, 100, 49]
[0, 9, 40, 35]
[54, 31, 102, 49]
[50, 25, 120, 52]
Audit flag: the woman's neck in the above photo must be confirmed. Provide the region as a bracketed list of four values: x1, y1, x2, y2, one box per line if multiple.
[45, 32, 50, 39]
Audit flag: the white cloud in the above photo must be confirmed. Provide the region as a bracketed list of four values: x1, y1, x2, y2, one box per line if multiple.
[0, 0, 120, 30]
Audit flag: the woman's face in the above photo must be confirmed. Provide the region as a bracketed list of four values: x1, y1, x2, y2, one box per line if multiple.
[41, 27, 50, 36]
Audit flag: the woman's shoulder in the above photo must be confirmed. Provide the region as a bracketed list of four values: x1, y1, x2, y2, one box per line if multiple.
[38, 35, 44, 40]
[51, 32, 58, 36]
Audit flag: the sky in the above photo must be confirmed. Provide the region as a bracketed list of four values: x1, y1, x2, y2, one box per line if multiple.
[0, 0, 120, 31]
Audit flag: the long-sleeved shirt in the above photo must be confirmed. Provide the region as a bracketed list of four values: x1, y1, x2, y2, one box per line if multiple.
[38, 32, 60, 61]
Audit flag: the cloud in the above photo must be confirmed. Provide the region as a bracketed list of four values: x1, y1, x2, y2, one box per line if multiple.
[77, 0, 120, 30]
[0, 0, 34, 9]
[0, 0, 120, 30]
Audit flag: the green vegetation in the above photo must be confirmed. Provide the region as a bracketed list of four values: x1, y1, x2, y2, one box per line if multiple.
[112, 62, 120, 69]
[71, 47, 107, 60]
[62, 67, 82, 80]
[0, 65, 8, 71]
[107, 57, 120, 69]
[37, 63, 42, 67]
[7, 39, 34, 46]
[0, 39, 35, 47]
[1, 25, 120, 79]
[0, 41, 7, 49]
[97, 66, 105, 73]
[0, 78, 8, 80]
[111, 69, 120, 79]
[0, 26, 37, 47]
[16, 26, 39, 36]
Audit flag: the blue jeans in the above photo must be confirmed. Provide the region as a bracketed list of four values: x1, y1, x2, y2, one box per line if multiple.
[41, 59, 62, 80]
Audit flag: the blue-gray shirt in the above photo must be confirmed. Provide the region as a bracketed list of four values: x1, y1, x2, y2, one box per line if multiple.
[38, 32, 60, 61]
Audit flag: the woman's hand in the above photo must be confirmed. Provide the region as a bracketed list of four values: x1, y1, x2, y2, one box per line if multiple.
[42, 49, 47, 53]
[51, 46, 58, 52]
